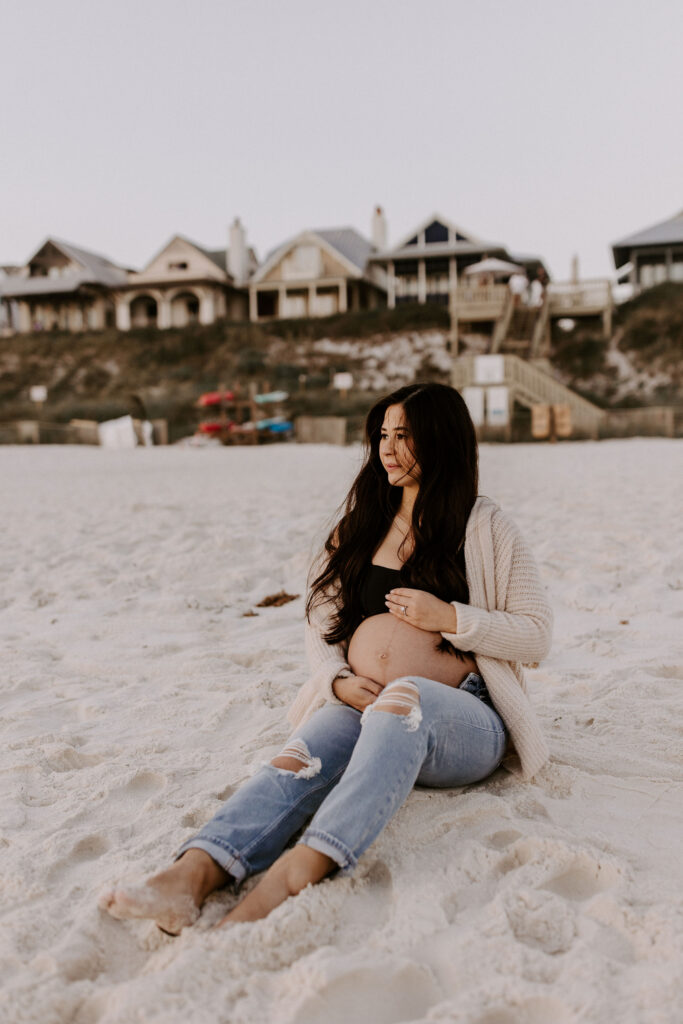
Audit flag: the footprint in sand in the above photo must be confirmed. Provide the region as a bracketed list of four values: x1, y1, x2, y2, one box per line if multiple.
[47, 833, 111, 883]
[474, 997, 576, 1024]
[61, 769, 167, 833]
[486, 829, 524, 850]
[213, 783, 235, 802]
[336, 858, 394, 934]
[645, 663, 683, 680]
[180, 807, 212, 830]
[541, 858, 621, 902]
[43, 744, 107, 772]
[293, 962, 440, 1024]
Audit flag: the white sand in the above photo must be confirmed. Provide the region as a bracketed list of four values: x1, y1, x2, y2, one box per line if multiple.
[1, 440, 682, 1024]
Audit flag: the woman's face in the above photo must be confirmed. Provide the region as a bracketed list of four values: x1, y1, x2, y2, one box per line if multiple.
[379, 404, 420, 487]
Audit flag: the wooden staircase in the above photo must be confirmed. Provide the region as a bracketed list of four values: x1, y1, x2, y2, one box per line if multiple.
[451, 353, 606, 438]
[491, 293, 551, 357]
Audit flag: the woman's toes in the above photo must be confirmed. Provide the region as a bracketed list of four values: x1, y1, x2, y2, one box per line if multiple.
[97, 888, 116, 913]
[97, 881, 199, 932]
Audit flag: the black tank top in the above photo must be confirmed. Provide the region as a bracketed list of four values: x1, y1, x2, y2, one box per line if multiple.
[360, 564, 403, 617]
[358, 561, 471, 659]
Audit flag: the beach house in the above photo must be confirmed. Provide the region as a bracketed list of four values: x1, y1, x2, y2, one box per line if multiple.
[612, 210, 683, 291]
[368, 211, 546, 308]
[114, 219, 256, 330]
[0, 220, 256, 335]
[0, 238, 129, 333]
[248, 225, 386, 321]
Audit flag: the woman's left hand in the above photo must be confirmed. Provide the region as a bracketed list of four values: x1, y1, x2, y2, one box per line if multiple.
[385, 588, 458, 633]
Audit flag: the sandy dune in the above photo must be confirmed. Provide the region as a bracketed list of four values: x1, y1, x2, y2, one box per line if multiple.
[1, 440, 682, 1024]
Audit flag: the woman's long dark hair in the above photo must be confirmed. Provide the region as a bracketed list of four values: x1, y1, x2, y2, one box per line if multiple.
[306, 382, 479, 648]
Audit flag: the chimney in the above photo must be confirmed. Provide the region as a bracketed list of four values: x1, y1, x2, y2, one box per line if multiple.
[228, 217, 248, 285]
[372, 206, 387, 250]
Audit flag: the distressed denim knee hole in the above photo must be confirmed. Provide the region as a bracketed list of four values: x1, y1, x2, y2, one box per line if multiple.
[361, 678, 422, 732]
[270, 737, 322, 779]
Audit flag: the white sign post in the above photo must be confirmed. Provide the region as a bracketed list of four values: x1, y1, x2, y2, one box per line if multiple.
[474, 355, 505, 385]
[462, 386, 485, 427]
[486, 386, 510, 427]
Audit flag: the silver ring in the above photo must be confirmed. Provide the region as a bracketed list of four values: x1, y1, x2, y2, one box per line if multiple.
[402, 605, 407, 616]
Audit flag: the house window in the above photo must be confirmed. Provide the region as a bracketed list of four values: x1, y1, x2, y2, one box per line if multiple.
[425, 221, 449, 244]
[168, 261, 189, 271]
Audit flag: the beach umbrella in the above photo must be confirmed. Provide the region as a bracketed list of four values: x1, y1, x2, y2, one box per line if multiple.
[463, 258, 525, 278]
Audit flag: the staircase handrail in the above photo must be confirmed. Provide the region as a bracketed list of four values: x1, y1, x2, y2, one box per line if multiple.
[491, 291, 515, 352]
[451, 354, 605, 431]
[530, 292, 550, 357]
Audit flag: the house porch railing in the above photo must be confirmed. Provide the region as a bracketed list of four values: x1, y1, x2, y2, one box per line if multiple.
[546, 278, 612, 315]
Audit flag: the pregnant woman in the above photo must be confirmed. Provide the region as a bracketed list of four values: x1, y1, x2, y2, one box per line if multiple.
[101, 382, 553, 934]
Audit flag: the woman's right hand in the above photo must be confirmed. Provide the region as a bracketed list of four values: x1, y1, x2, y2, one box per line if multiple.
[332, 674, 384, 711]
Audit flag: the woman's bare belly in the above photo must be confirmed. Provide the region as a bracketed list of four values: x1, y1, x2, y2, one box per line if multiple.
[347, 613, 477, 688]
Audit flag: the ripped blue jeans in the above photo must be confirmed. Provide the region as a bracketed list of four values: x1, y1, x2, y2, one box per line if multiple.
[176, 674, 506, 878]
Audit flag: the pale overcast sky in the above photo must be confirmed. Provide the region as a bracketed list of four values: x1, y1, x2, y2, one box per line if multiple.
[1, 0, 681, 279]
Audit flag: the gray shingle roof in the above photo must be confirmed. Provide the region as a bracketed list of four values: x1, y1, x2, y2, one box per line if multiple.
[260, 226, 374, 279]
[199, 247, 227, 272]
[49, 238, 129, 285]
[0, 237, 129, 298]
[314, 227, 373, 272]
[612, 211, 683, 266]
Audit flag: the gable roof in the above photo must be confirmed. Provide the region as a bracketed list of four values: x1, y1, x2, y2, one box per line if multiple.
[393, 213, 481, 252]
[198, 247, 227, 272]
[0, 237, 130, 297]
[612, 210, 683, 267]
[48, 238, 131, 285]
[253, 226, 375, 284]
[314, 228, 373, 272]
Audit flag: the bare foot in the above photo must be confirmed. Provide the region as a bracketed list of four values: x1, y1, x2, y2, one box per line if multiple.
[99, 850, 228, 935]
[215, 845, 336, 927]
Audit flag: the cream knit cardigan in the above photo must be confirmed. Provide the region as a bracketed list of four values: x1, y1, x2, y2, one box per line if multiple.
[287, 496, 553, 781]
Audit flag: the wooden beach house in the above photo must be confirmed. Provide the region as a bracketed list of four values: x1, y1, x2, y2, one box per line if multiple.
[248, 226, 386, 321]
[114, 219, 256, 330]
[0, 238, 128, 334]
[612, 210, 683, 291]
[367, 211, 544, 308]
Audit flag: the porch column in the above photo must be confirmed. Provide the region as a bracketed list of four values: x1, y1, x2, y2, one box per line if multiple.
[199, 292, 215, 325]
[68, 305, 83, 332]
[449, 256, 459, 357]
[18, 301, 31, 333]
[418, 258, 427, 304]
[602, 302, 613, 339]
[387, 260, 396, 309]
[666, 247, 673, 282]
[338, 279, 347, 313]
[249, 286, 258, 322]
[157, 295, 172, 329]
[448, 256, 457, 294]
[115, 297, 131, 331]
[91, 299, 105, 329]
[308, 283, 316, 316]
[278, 284, 286, 318]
